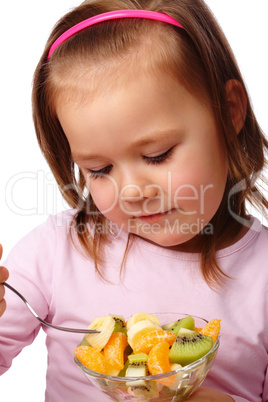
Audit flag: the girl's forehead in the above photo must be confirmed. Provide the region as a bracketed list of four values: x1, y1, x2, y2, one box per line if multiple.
[49, 26, 186, 106]
[50, 24, 210, 114]
[53, 51, 175, 109]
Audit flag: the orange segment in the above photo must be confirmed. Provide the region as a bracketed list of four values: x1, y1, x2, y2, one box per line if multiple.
[200, 319, 221, 344]
[103, 332, 128, 370]
[147, 341, 175, 386]
[132, 329, 176, 354]
[74, 345, 107, 374]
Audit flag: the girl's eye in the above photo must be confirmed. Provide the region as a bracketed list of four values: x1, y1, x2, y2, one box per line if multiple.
[89, 165, 112, 179]
[143, 147, 174, 165]
[87, 147, 173, 178]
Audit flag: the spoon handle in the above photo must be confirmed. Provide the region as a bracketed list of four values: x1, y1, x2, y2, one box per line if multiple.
[3, 282, 99, 334]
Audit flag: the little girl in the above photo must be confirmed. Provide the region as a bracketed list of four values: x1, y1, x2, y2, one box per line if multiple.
[1, 0, 267, 401]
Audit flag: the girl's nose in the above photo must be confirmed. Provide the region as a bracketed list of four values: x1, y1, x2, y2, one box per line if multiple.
[121, 183, 159, 202]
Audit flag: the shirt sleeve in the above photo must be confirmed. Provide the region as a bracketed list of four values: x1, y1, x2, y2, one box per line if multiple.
[262, 364, 268, 402]
[0, 216, 56, 374]
[230, 292, 268, 402]
[229, 396, 253, 402]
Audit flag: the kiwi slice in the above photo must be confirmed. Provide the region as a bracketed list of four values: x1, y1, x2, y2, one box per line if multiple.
[126, 353, 148, 386]
[127, 382, 158, 397]
[118, 360, 129, 377]
[110, 314, 127, 335]
[162, 315, 195, 335]
[80, 336, 91, 347]
[127, 353, 148, 373]
[126, 353, 158, 397]
[126, 353, 148, 379]
[169, 328, 213, 366]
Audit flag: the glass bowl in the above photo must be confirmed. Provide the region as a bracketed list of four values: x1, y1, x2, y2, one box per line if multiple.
[74, 312, 220, 401]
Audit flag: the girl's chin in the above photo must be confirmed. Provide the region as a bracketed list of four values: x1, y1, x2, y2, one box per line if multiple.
[107, 215, 210, 252]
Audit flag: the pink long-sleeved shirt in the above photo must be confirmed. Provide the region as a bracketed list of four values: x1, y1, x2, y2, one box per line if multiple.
[0, 210, 267, 401]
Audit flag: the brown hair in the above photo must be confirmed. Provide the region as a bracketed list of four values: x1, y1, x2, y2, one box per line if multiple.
[32, 0, 268, 286]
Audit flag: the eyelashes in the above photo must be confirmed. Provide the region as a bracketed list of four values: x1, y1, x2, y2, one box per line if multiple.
[89, 165, 113, 179]
[143, 147, 174, 165]
[88, 147, 174, 179]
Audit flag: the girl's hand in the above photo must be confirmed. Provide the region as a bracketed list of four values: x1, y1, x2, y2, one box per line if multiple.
[0, 244, 9, 317]
[187, 387, 235, 401]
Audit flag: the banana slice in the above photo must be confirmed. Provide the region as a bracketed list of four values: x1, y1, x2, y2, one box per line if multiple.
[127, 319, 161, 349]
[85, 315, 115, 351]
[126, 312, 160, 330]
[168, 363, 183, 391]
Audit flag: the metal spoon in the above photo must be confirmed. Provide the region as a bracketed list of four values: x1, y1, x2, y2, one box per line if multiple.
[3, 282, 99, 334]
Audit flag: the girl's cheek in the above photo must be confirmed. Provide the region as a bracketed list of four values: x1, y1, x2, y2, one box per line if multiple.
[89, 177, 119, 216]
[168, 172, 216, 216]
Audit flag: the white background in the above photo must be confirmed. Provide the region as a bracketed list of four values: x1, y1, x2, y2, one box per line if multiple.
[0, 1, 267, 401]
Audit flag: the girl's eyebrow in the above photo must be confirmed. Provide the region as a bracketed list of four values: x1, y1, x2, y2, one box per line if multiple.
[133, 129, 180, 147]
[72, 152, 102, 162]
[72, 130, 179, 162]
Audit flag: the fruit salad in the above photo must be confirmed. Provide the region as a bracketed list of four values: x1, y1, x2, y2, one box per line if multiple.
[74, 312, 220, 392]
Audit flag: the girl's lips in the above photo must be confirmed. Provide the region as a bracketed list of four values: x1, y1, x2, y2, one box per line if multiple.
[137, 210, 171, 223]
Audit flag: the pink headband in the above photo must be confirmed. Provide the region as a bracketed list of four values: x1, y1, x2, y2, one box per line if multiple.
[47, 10, 183, 60]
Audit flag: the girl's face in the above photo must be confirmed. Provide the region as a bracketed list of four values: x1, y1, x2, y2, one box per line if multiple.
[56, 67, 228, 252]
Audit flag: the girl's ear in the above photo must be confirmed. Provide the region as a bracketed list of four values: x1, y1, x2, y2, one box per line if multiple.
[225, 79, 247, 134]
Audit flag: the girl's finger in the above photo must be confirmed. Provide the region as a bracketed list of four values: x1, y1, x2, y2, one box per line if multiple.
[0, 297, 7, 318]
[0, 282, 5, 299]
[0, 266, 9, 283]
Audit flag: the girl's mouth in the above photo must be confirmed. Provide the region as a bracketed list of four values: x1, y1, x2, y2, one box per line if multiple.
[137, 210, 172, 224]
